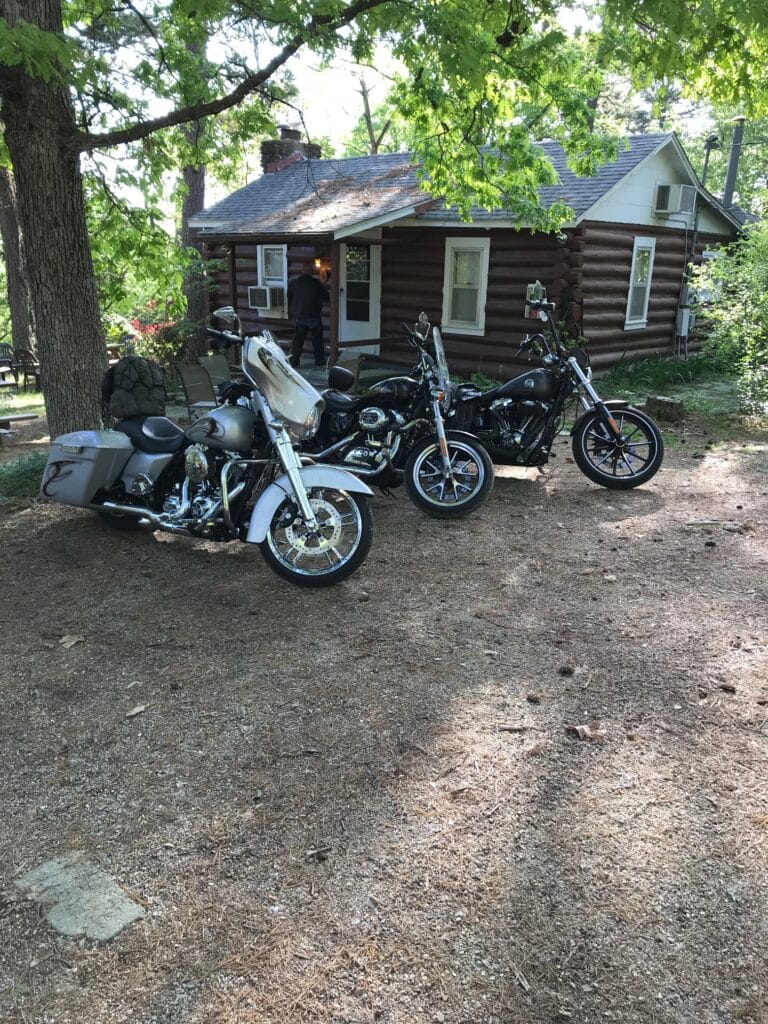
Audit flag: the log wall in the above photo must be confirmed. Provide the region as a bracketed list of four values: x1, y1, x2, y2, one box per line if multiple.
[201, 223, 733, 376]
[379, 227, 560, 379]
[572, 223, 730, 371]
[574, 222, 687, 370]
[204, 240, 332, 348]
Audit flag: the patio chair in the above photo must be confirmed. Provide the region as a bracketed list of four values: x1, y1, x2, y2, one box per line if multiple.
[13, 347, 40, 392]
[0, 343, 18, 392]
[197, 354, 232, 389]
[175, 361, 217, 420]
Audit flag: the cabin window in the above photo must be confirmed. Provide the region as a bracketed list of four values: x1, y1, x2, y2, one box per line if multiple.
[624, 236, 656, 330]
[441, 237, 490, 335]
[256, 244, 288, 318]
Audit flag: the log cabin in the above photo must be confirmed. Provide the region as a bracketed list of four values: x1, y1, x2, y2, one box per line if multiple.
[190, 129, 744, 378]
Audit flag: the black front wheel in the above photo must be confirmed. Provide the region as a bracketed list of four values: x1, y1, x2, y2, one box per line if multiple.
[572, 408, 664, 489]
[405, 431, 494, 517]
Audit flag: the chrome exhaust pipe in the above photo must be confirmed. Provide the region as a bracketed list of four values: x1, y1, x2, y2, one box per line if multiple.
[96, 501, 190, 534]
[337, 462, 404, 479]
[311, 434, 363, 460]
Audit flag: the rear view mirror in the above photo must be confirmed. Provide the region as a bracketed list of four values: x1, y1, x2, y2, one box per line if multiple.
[211, 307, 242, 335]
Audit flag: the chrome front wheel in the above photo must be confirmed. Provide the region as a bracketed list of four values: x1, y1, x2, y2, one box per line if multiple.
[259, 488, 373, 586]
[405, 432, 494, 518]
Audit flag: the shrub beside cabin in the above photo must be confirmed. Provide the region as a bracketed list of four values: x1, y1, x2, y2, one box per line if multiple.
[190, 130, 743, 377]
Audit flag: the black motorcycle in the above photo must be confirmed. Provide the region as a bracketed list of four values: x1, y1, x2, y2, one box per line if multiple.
[448, 299, 664, 489]
[305, 314, 495, 518]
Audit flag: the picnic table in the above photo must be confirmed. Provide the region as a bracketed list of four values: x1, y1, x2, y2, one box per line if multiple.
[0, 413, 40, 446]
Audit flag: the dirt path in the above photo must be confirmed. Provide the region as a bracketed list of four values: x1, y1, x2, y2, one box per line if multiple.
[1, 423, 767, 1024]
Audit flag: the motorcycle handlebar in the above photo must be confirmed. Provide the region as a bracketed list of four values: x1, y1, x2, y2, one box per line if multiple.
[401, 321, 425, 348]
[206, 326, 241, 344]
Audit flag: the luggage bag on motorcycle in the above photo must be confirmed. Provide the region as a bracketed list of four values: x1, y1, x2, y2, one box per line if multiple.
[102, 355, 166, 419]
[40, 430, 135, 507]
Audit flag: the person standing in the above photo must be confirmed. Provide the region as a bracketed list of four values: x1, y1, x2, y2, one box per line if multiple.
[287, 260, 329, 367]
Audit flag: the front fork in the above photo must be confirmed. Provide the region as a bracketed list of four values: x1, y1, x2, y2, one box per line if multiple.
[431, 398, 456, 477]
[272, 428, 320, 531]
[570, 358, 623, 439]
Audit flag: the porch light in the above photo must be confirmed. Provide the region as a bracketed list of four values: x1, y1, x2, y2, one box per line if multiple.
[313, 253, 331, 281]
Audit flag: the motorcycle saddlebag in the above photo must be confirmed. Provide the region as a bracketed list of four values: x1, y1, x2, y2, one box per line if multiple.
[40, 430, 135, 507]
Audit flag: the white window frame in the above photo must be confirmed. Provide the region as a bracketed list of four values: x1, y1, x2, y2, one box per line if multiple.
[624, 236, 657, 331]
[441, 237, 491, 336]
[256, 244, 288, 318]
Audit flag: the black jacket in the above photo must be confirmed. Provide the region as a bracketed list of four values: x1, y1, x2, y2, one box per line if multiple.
[287, 274, 329, 320]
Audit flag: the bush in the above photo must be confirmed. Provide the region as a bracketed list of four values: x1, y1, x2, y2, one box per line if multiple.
[468, 371, 502, 391]
[600, 352, 729, 396]
[0, 452, 48, 508]
[693, 217, 768, 412]
[128, 303, 202, 368]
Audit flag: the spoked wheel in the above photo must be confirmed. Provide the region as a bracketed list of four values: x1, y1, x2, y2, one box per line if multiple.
[259, 488, 373, 587]
[572, 407, 664, 489]
[405, 431, 494, 518]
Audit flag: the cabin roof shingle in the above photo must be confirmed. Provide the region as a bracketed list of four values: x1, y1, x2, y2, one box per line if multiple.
[191, 133, 730, 236]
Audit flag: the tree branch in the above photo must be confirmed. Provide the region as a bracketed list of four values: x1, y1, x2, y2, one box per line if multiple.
[75, 0, 401, 153]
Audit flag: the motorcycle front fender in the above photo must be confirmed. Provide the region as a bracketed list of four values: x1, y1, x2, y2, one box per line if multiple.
[245, 464, 374, 544]
[570, 399, 631, 436]
[444, 429, 486, 445]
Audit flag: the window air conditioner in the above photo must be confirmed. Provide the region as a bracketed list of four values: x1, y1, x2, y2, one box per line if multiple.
[653, 184, 696, 216]
[248, 285, 285, 312]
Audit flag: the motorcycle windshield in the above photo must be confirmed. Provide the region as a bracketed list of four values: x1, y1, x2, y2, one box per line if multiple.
[431, 327, 450, 390]
[431, 326, 451, 408]
[243, 333, 324, 438]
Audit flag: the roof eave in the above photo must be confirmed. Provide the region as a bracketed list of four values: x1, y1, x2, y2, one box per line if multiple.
[333, 200, 438, 239]
[696, 186, 744, 231]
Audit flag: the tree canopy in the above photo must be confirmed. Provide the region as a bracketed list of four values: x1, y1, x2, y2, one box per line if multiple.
[2, 0, 768, 433]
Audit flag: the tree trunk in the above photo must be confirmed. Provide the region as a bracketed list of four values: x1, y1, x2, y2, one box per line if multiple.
[180, 132, 209, 359]
[0, 167, 35, 351]
[0, 1, 105, 437]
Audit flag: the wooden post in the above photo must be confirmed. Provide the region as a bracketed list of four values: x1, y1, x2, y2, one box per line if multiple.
[329, 240, 341, 363]
[229, 244, 238, 314]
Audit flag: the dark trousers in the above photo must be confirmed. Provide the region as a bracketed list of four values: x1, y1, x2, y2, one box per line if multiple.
[290, 318, 325, 365]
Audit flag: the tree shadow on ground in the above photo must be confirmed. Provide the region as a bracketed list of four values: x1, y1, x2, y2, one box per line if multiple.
[0, 448, 766, 1023]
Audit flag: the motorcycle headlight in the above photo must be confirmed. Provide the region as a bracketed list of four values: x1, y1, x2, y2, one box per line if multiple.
[301, 402, 323, 439]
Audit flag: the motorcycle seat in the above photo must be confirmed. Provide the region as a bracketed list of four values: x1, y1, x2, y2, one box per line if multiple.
[115, 416, 187, 454]
[322, 389, 362, 413]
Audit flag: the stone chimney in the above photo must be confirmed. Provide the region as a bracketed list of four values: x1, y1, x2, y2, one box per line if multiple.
[260, 125, 322, 173]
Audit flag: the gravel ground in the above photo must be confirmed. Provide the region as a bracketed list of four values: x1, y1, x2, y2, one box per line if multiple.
[1, 417, 767, 1024]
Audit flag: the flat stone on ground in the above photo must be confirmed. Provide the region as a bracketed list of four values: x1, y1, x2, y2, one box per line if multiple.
[14, 854, 144, 941]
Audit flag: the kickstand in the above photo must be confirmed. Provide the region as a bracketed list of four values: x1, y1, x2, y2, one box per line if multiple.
[536, 466, 548, 476]
[379, 486, 397, 497]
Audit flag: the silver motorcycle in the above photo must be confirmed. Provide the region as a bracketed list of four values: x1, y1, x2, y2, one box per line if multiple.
[40, 308, 374, 586]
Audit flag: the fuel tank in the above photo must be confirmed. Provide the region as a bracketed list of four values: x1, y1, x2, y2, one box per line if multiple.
[369, 376, 419, 402]
[185, 404, 257, 451]
[496, 368, 555, 401]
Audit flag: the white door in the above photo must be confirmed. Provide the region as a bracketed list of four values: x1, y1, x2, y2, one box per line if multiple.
[339, 243, 381, 352]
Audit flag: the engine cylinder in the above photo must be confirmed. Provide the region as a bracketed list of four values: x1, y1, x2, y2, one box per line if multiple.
[185, 444, 209, 483]
[358, 407, 388, 433]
